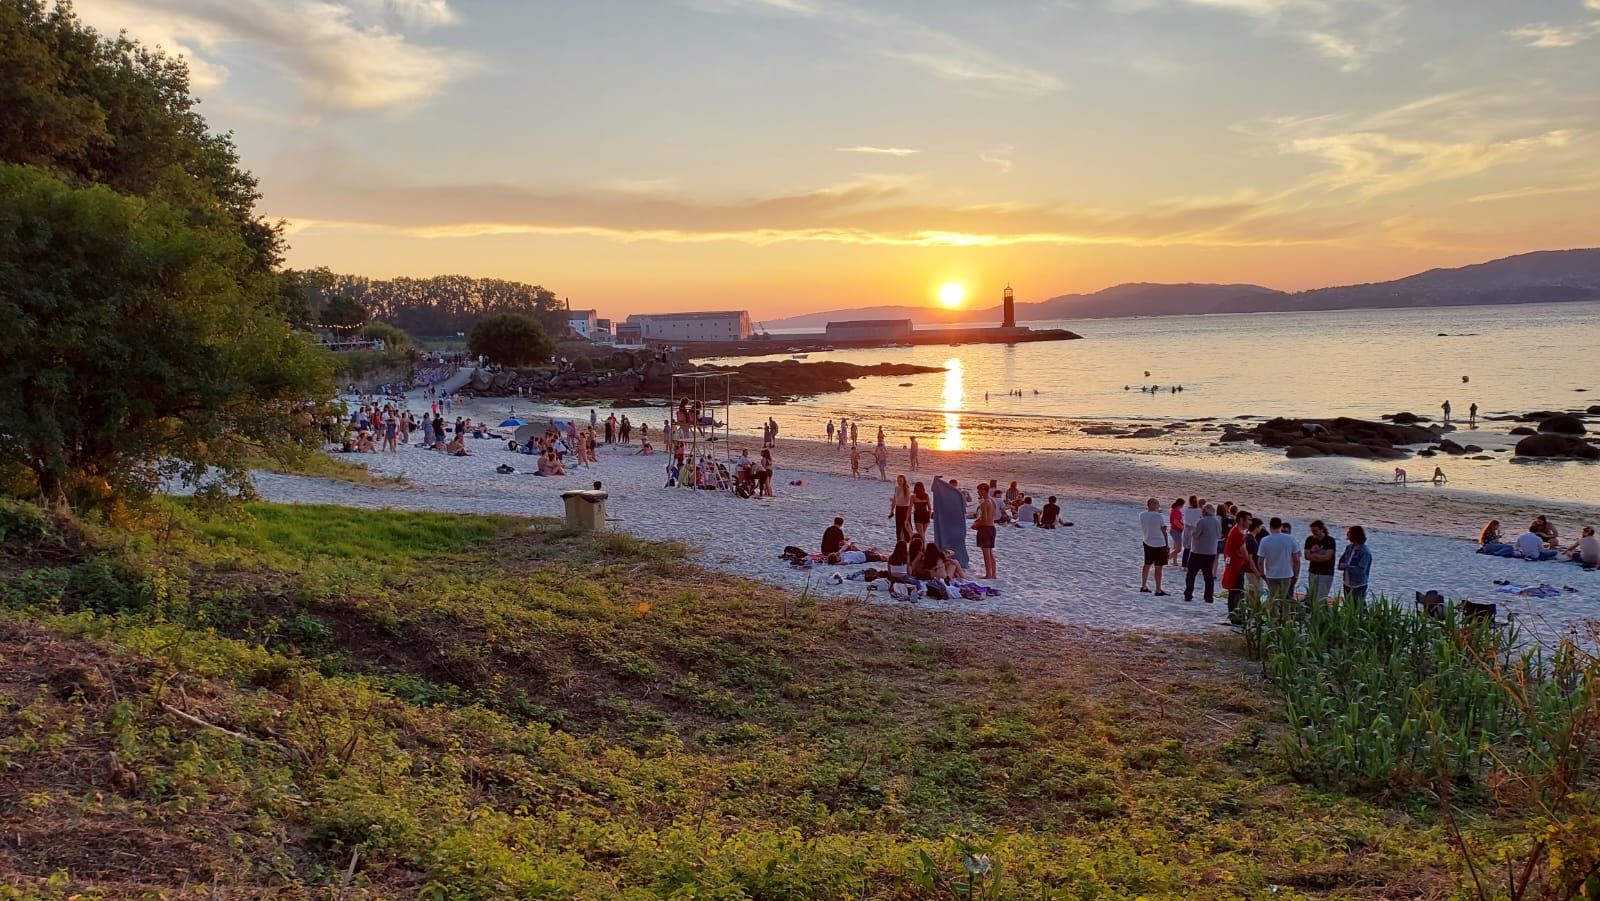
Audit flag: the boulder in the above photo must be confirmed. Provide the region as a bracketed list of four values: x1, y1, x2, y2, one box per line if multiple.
[1537, 414, 1587, 435]
[1418, 449, 1437, 457]
[1464, 444, 1483, 453]
[1517, 410, 1566, 422]
[1588, 405, 1600, 415]
[1118, 427, 1169, 439]
[1388, 412, 1425, 425]
[1438, 439, 1466, 455]
[1510, 427, 1537, 436]
[1515, 434, 1600, 460]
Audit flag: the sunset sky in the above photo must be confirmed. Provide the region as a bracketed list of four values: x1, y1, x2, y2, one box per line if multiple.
[73, 0, 1600, 319]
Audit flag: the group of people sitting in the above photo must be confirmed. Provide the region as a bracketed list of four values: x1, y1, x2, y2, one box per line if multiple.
[792, 517, 973, 599]
[507, 423, 601, 475]
[1479, 516, 1599, 567]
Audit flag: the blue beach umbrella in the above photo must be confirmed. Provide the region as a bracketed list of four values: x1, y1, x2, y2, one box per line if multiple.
[499, 417, 526, 427]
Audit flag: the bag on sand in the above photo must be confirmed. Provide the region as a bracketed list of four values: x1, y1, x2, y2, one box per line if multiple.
[495, 463, 516, 474]
[924, 581, 951, 601]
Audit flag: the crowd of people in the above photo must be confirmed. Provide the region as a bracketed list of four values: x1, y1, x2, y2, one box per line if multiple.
[1138, 496, 1369, 613]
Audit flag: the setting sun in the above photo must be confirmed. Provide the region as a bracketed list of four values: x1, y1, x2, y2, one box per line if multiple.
[938, 282, 966, 308]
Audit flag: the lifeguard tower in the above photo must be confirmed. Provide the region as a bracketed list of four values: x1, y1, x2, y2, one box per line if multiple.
[668, 371, 734, 465]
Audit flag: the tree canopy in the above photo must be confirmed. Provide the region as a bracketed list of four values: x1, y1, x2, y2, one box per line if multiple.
[0, 163, 332, 503]
[469, 314, 555, 368]
[0, 2, 332, 504]
[319, 295, 369, 331]
[288, 269, 568, 337]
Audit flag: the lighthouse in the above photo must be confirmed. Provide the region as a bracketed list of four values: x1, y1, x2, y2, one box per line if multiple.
[1002, 284, 1016, 330]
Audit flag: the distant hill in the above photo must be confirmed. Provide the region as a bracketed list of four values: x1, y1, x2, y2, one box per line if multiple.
[762, 249, 1600, 328]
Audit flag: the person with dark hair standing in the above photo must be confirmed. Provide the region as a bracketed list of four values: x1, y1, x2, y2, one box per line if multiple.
[1303, 520, 1337, 604]
[1183, 504, 1222, 603]
[1338, 525, 1372, 605]
[1221, 509, 1262, 612]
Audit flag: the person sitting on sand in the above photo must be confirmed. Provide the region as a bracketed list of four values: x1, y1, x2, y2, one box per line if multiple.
[885, 540, 919, 598]
[910, 542, 942, 581]
[940, 547, 966, 581]
[1477, 520, 1514, 556]
[1037, 496, 1061, 529]
[1531, 515, 1559, 548]
[1514, 525, 1555, 561]
[637, 440, 655, 456]
[822, 517, 847, 557]
[1565, 526, 1599, 568]
[1014, 496, 1038, 527]
[1004, 481, 1024, 510]
[445, 434, 471, 457]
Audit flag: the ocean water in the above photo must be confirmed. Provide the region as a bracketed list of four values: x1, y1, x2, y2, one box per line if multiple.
[514, 301, 1600, 506]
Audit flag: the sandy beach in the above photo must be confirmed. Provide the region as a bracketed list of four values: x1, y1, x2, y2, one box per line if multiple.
[238, 390, 1600, 643]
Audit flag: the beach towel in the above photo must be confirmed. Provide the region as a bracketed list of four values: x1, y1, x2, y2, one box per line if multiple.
[1494, 583, 1561, 598]
[931, 477, 969, 568]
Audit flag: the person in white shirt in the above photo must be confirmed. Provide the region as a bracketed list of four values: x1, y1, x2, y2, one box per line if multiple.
[1256, 519, 1301, 602]
[1014, 496, 1038, 527]
[1515, 528, 1553, 561]
[1180, 495, 1202, 567]
[1139, 498, 1171, 596]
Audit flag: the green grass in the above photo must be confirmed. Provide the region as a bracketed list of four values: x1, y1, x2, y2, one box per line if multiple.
[0, 501, 1491, 898]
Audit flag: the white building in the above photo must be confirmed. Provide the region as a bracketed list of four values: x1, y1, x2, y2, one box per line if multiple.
[567, 308, 598, 339]
[625, 310, 752, 343]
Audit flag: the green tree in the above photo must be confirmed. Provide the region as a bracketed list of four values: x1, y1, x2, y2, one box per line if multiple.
[361, 320, 414, 351]
[0, 163, 333, 503]
[469, 314, 555, 367]
[0, 0, 281, 271]
[320, 294, 369, 331]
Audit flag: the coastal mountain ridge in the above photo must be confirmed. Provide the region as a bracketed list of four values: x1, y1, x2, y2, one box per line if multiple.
[761, 248, 1600, 329]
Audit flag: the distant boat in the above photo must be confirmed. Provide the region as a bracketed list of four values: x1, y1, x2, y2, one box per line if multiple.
[790, 354, 809, 359]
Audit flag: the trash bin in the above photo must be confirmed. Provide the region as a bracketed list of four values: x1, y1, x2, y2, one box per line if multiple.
[560, 490, 608, 531]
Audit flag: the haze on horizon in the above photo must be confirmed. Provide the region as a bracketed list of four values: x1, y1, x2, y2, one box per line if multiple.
[69, 0, 1600, 320]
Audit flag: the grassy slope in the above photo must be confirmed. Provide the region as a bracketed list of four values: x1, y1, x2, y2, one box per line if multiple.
[0, 502, 1459, 898]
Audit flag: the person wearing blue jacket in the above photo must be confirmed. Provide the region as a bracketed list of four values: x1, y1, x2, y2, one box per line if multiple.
[1337, 525, 1372, 605]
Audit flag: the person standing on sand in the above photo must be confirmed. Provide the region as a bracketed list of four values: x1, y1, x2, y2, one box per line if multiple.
[873, 442, 888, 481]
[909, 436, 919, 471]
[850, 422, 858, 447]
[1303, 521, 1337, 604]
[1337, 526, 1372, 604]
[1139, 498, 1170, 596]
[890, 475, 912, 541]
[1181, 496, 1201, 568]
[1468, 403, 1477, 428]
[1221, 509, 1261, 613]
[1168, 498, 1186, 566]
[849, 448, 861, 479]
[912, 482, 932, 539]
[1183, 504, 1221, 604]
[1441, 399, 1452, 425]
[827, 420, 835, 444]
[1257, 520, 1300, 603]
[877, 425, 885, 445]
[974, 484, 998, 580]
[590, 409, 598, 431]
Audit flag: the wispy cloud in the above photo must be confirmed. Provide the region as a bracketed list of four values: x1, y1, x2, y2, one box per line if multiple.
[1131, 0, 1404, 70]
[71, 0, 473, 110]
[836, 146, 919, 156]
[688, 0, 1063, 95]
[978, 146, 1015, 174]
[1511, 0, 1600, 46]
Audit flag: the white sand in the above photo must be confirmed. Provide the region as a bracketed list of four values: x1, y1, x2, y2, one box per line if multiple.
[241, 394, 1600, 643]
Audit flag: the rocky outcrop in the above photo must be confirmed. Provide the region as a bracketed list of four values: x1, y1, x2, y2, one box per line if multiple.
[1537, 414, 1587, 435]
[1245, 417, 1436, 460]
[1515, 434, 1600, 460]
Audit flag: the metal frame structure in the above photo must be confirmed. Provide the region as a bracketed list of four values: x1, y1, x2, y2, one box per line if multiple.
[668, 372, 734, 476]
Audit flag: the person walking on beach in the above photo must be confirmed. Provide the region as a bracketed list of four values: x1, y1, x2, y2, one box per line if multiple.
[1183, 504, 1221, 603]
[1139, 498, 1170, 596]
[1468, 402, 1478, 429]
[1337, 526, 1372, 605]
[873, 442, 888, 481]
[1168, 498, 1186, 566]
[1303, 520, 1337, 604]
[909, 436, 919, 471]
[890, 475, 912, 541]
[974, 484, 998, 580]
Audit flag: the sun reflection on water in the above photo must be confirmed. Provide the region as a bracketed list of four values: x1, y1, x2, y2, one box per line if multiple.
[940, 357, 964, 451]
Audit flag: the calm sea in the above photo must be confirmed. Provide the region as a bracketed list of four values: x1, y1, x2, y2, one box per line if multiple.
[522, 301, 1600, 506]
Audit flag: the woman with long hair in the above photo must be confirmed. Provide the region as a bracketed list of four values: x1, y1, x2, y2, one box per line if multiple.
[911, 482, 932, 539]
[890, 475, 912, 541]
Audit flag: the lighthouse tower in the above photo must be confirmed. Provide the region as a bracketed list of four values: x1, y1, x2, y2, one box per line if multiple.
[1002, 284, 1016, 330]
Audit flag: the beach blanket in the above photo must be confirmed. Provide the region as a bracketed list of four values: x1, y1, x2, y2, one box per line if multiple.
[931, 477, 969, 568]
[1495, 583, 1562, 598]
